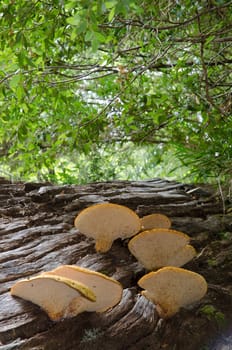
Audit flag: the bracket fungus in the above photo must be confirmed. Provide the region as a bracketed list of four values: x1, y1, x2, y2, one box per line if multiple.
[10, 274, 96, 321]
[45, 265, 123, 312]
[128, 228, 196, 270]
[140, 213, 171, 230]
[74, 203, 141, 253]
[138, 267, 208, 319]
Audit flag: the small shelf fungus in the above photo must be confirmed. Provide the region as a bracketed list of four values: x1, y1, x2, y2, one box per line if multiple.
[45, 265, 123, 313]
[140, 213, 171, 230]
[128, 228, 196, 270]
[138, 267, 208, 319]
[11, 266, 123, 321]
[74, 203, 141, 253]
[10, 274, 96, 321]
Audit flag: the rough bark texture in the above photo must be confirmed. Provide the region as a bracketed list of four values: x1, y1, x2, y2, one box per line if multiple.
[0, 178, 231, 350]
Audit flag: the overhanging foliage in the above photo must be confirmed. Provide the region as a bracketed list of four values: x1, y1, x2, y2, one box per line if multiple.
[0, 0, 231, 183]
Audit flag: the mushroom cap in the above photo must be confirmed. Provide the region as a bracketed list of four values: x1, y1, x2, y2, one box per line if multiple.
[74, 203, 141, 252]
[11, 275, 96, 321]
[45, 265, 123, 312]
[128, 228, 194, 270]
[140, 213, 171, 230]
[169, 244, 196, 267]
[138, 267, 207, 318]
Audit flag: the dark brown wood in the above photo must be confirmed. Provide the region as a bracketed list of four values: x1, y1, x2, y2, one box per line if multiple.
[0, 178, 231, 350]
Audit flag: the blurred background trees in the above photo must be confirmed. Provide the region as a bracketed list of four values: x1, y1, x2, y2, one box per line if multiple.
[0, 0, 231, 184]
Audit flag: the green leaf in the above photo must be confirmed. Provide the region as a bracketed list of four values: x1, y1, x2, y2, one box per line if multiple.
[108, 7, 115, 21]
[85, 31, 93, 42]
[66, 14, 81, 26]
[16, 84, 25, 100]
[94, 31, 106, 43]
[9, 74, 21, 90]
[65, 1, 78, 10]
[105, 1, 117, 9]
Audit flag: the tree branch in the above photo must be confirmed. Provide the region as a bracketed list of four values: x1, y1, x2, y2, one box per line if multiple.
[101, 2, 232, 32]
[197, 10, 227, 117]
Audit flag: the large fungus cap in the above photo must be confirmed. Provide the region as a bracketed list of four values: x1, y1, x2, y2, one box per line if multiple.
[170, 244, 196, 267]
[138, 267, 207, 318]
[128, 228, 196, 270]
[11, 274, 96, 321]
[74, 203, 141, 253]
[45, 265, 123, 312]
[140, 213, 171, 230]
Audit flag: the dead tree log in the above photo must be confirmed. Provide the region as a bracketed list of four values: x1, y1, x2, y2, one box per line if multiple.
[0, 178, 231, 350]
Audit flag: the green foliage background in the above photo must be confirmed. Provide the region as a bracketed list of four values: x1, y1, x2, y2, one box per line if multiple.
[0, 0, 231, 184]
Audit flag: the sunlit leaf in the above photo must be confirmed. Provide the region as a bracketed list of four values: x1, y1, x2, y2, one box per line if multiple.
[9, 74, 21, 90]
[66, 14, 81, 26]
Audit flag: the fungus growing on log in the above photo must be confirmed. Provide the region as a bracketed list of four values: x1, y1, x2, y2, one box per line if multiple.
[74, 203, 141, 253]
[140, 213, 171, 230]
[138, 267, 207, 319]
[169, 244, 197, 267]
[128, 228, 196, 270]
[45, 265, 123, 312]
[10, 274, 96, 321]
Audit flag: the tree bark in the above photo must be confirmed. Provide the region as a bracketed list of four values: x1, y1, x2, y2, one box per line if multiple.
[0, 178, 231, 350]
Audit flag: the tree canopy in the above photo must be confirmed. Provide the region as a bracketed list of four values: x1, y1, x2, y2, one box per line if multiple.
[0, 0, 232, 183]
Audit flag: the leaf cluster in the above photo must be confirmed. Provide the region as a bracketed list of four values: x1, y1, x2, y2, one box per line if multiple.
[0, 0, 231, 184]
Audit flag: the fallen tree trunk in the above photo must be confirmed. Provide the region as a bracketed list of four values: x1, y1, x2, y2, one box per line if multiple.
[0, 178, 231, 350]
